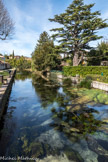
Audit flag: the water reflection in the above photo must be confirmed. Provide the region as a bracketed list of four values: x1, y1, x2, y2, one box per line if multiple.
[0, 72, 108, 161]
[15, 71, 32, 81]
[32, 75, 59, 108]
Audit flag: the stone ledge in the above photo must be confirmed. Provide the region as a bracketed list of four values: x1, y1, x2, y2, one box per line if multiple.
[92, 81, 108, 92]
[0, 69, 16, 119]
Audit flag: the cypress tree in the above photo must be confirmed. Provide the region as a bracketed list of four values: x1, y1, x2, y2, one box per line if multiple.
[49, 0, 108, 66]
[12, 50, 14, 59]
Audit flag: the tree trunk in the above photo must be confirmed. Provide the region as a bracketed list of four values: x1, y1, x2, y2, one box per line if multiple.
[73, 52, 79, 66]
[73, 52, 84, 66]
[34, 70, 49, 81]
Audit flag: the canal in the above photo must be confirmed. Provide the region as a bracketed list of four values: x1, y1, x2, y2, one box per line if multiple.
[0, 72, 108, 162]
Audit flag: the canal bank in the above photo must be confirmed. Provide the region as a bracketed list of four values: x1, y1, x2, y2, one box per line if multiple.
[0, 69, 16, 119]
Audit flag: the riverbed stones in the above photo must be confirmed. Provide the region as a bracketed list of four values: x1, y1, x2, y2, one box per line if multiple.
[37, 153, 71, 162]
[29, 142, 44, 158]
[87, 136, 108, 156]
[64, 147, 83, 162]
[97, 139, 108, 151]
[98, 155, 108, 162]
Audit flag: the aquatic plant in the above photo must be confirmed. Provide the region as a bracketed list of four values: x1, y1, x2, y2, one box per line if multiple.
[51, 105, 103, 139]
[51, 107, 56, 113]
[78, 89, 108, 104]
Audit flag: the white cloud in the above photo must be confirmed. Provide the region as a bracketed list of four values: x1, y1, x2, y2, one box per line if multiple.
[0, 0, 56, 57]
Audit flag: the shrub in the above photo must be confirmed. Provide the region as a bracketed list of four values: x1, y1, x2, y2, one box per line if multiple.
[63, 78, 72, 86]
[78, 79, 92, 89]
[85, 75, 93, 81]
[66, 59, 73, 66]
[63, 66, 108, 77]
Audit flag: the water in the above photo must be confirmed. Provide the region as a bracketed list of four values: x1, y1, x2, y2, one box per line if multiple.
[0, 72, 108, 162]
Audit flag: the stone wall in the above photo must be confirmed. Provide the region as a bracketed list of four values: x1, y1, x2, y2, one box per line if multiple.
[92, 81, 108, 92]
[55, 73, 80, 84]
[0, 69, 16, 119]
[51, 72, 108, 91]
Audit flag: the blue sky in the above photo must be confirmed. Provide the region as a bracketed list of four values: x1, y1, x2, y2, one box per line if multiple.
[0, 0, 108, 57]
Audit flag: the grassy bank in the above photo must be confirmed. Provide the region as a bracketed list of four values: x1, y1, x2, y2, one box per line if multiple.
[0, 71, 9, 76]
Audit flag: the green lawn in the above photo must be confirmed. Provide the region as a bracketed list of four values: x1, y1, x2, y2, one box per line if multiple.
[0, 71, 9, 76]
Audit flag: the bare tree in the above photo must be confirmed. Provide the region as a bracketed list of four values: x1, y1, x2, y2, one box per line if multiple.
[0, 0, 14, 40]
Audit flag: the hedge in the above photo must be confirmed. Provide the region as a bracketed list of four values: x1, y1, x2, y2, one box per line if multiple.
[63, 66, 108, 77]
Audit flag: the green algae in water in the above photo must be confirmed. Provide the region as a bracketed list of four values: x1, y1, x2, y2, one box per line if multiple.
[78, 88, 108, 104]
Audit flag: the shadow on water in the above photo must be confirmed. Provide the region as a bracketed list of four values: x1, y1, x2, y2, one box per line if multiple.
[0, 72, 108, 161]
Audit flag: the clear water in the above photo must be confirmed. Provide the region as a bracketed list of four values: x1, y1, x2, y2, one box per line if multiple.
[0, 73, 108, 162]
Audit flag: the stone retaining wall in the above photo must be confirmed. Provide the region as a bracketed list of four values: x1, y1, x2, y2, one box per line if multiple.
[0, 69, 16, 119]
[51, 72, 108, 91]
[56, 74, 79, 84]
[92, 81, 108, 92]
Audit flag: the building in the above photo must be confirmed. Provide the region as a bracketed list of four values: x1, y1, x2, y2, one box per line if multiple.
[24, 57, 32, 61]
[14, 56, 21, 59]
[0, 61, 11, 70]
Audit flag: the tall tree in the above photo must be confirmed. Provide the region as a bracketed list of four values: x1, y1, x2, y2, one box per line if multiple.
[0, 0, 14, 40]
[12, 50, 15, 59]
[49, 0, 108, 66]
[32, 31, 60, 71]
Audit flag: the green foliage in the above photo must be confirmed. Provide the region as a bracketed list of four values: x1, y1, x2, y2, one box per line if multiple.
[49, 0, 108, 65]
[66, 59, 73, 66]
[87, 49, 101, 65]
[0, 71, 9, 76]
[85, 75, 93, 81]
[63, 78, 72, 86]
[32, 31, 60, 71]
[4, 54, 9, 59]
[63, 66, 108, 77]
[78, 79, 92, 89]
[97, 41, 108, 55]
[87, 41, 108, 65]
[7, 56, 31, 70]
